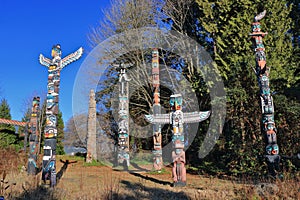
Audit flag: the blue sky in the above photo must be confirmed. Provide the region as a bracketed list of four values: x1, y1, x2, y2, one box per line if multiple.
[0, 0, 110, 124]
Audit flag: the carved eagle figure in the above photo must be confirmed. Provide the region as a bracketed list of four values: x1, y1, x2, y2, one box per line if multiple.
[145, 111, 211, 125]
[39, 47, 83, 70]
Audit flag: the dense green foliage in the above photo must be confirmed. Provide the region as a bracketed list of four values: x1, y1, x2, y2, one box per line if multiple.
[190, 0, 299, 175]
[0, 98, 23, 150]
[92, 0, 300, 176]
[56, 111, 65, 155]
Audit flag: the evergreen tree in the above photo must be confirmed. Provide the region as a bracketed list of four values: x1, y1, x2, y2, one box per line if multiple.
[193, 0, 297, 174]
[287, 0, 300, 99]
[0, 98, 13, 127]
[0, 98, 17, 148]
[196, 0, 295, 88]
[56, 111, 65, 155]
[288, 0, 300, 48]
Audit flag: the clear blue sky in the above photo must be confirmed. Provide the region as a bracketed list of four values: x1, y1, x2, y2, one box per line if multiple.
[0, 0, 110, 124]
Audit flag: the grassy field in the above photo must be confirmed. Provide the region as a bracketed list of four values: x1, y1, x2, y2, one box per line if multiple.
[0, 151, 299, 200]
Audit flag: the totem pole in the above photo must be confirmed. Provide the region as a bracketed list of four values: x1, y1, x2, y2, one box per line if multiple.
[145, 94, 210, 186]
[250, 10, 280, 176]
[27, 96, 41, 175]
[151, 48, 163, 171]
[115, 63, 131, 167]
[86, 89, 97, 163]
[39, 44, 83, 186]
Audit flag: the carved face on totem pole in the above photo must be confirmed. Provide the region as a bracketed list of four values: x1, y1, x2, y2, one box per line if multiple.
[32, 97, 40, 113]
[266, 144, 279, 155]
[51, 44, 61, 58]
[252, 22, 261, 32]
[170, 94, 184, 157]
[170, 94, 183, 111]
[170, 94, 183, 133]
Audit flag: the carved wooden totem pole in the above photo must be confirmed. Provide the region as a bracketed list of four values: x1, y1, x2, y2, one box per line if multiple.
[86, 89, 97, 163]
[117, 64, 131, 167]
[39, 44, 83, 186]
[145, 94, 210, 186]
[27, 96, 41, 175]
[151, 48, 163, 171]
[250, 10, 280, 176]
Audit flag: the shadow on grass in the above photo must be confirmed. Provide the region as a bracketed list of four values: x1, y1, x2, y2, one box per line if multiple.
[117, 180, 189, 200]
[129, 162, 150, 172]
[56, 159, 77, 183]
[129, 172, 172, 186]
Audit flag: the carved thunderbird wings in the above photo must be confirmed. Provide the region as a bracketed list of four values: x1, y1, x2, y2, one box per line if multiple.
[39, 47, 83, 70]
[145, 111, 211, 125]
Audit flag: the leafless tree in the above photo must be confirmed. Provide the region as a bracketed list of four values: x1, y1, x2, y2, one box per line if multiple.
[63, 114, 87, 149]
[84, 0, 220, 152]
[89, 0, 161, 46]
[87, 0, 163, 138]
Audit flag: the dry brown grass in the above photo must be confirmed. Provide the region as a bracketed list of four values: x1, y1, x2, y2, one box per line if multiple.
[0, 147, 26, 199]
[228, 175, 300, 200]
[0, 147, 26, 174]
[1, 153, 299, 200]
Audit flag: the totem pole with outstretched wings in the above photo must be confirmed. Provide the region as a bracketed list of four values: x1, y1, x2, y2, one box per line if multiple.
[145, 94, 210, 186]
[39, 44, 83, 187]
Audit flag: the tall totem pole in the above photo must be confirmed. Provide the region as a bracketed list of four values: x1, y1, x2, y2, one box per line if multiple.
[86, 89, 97, 163]
[116, 63, 131, 167]
[250, 10, 280, 176]
[151, 48, 163, 171]
[145, 94, 210, 186]
[27, 96, 41, 175]
[39, 44, 83, 186]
